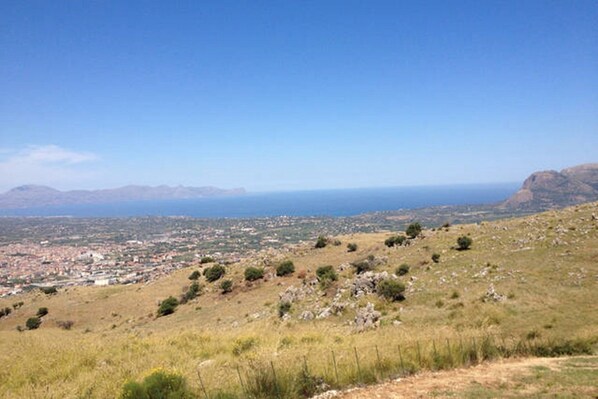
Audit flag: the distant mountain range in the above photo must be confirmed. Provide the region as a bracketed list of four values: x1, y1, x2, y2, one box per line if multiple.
[503, 163, 598, 209]
[0, 185, 246, 209]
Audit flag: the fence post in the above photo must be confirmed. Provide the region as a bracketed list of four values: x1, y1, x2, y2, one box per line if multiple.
[196, 368, 209, 399]
[236, 365, 246, 395]
[354, 347, 362, 382]
[375, 345, 382, 369]
[446, 338, 453, 367]
[416, 341, 422, 368]
[472, 337, 478, 364]
[398, 345, 405, 375]
[270, 361, 281, 399]
[432, 339, 438, 369]
[459, 336, 465, 365]
[331, 350, 339, 385]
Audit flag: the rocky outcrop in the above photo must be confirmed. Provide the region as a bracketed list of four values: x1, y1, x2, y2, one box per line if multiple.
[350, 271, 389, 297]
[503, 164, 598, 209]
[354, 303, 381, 332]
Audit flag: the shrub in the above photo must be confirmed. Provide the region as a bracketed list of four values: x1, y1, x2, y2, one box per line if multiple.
[377, 279, 405, 301]
[12, 301, 24, 310]
[220, 279, 233, 294]
[396, 264, 410, 276]
[57, 320, 74, 330]
[432, 253, 440, 263]
[331, 239, 342, 246]
[276, 261, 295, 277]
[204, 264, 225, 282]
[278, 301, 291, 318]
[245, 267, 265, 282]
[385, 235, 407, 247]
[26, 317, 42, 330]
[457, 235, 473, 250]
[352, 257, 376, 274]
[316, 265, 337, 286]
[347, 243, 358, 252]
[232, 337, 258, 356]
[120, 369, 194, 399]
[180, 282, 201, 303]
[0, 307, 11, 318]
[40, 286, 57, 295]
[405, 222, 422, 239]
[157, 296, 179, 317]
[315, 235, 328, 248]
[36, 307, 48, 317]
[200, 256, 215, 264]
[188, 270, 201, 280]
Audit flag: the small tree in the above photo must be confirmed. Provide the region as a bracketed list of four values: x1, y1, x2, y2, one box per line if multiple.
[188, 270, 201, 280]
[244, 267, 265, 281]
[26, 317, 42, 330]
[180, 282, 201, 304]
[276, 260, 295, 277]
[347, 243, 358, 252]
[36, 307, 48, 317]
[199, 256, 214, 264]
[41, 287, 57, 295]
[406, 222, 422, 239]
[219, 279, 233, 294]
[315, 236, 328, 248]
[396, 263, 410, 276]
[385, 235, 407, 247]
[377, 279, 406, 301]
[204, 265, 225, 282]
[157, 296, 179, 317]
[457, 235, 473, 250]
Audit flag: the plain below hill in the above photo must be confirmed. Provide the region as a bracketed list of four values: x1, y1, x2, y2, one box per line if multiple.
[503, 163, 598, 209]
[0, 184, 246, 209]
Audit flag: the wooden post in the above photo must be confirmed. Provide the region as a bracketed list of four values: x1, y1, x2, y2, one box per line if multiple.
[416, 341, 422, 368]
[270, 361, 280, 399]
[446, 338, 453, 366]
[196, 368, 209, 399]
[398, 345, 405, 374]
[236, 365, 246, 395]
[375, 345, 382, 369]
[354, 347, 362, 382]
[332, 350, 339, 385]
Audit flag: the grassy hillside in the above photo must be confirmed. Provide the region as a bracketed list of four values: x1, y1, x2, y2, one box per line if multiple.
[1, 202, 597, 398]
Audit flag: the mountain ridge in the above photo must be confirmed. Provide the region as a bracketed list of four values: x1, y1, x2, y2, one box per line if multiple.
[0, 184, 246, 209]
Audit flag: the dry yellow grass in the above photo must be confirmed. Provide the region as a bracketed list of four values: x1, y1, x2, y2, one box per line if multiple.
[1, 202, 597, 397]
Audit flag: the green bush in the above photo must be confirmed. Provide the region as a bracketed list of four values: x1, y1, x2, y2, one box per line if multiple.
[315, 236, 328, 248]
[352, 257, 376, 274]
[157, 296, 179, 317]
[432, 253, 440, 263]
[276, 261, 295, 277]
[204, 264, 225, 282]
[347, 243, 358, 252]
[396, 263, 410, 276]
[36, 307, 48, 317]
[244, 267, 265, 282]
[180, 282, 201, 304]
[405, 222, 422, 239]
[26, 317, 42, 330]
[457, 235, 473, 250]
[200, 256, 215, 264]
[278, 301, 291, 318]
[384, 235, 407, 247]
[40, 286, 57, 295]
[0, 307, 11, 318]
[12, 301, 24, 310]
[316, 265, 337, 283]
[188, 270, 201, 280]
[220, 279, 233, 294]
[377, 279, 406, 301]
[120, 369, 194, 399]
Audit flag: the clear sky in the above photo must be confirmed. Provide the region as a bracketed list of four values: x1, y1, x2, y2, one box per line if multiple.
[1, 1, 597, 192]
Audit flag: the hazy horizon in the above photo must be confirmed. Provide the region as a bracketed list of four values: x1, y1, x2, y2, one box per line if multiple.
[1, 1, 597, 192]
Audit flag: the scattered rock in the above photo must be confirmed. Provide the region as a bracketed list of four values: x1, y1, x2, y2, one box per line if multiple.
[483, 284, 506, 302]
[354, 302, 381, 332]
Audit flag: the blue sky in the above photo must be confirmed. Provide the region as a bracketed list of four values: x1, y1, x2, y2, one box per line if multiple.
[1, 0, 597, 192]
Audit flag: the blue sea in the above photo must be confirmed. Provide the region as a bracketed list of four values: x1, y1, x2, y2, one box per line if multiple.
[0, 183, 519, 218]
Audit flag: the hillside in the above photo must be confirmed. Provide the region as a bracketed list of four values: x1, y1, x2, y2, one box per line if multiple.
[0, 184, 246, 209]
[0, 202, 597, 398]
[503, 163, 598, 209]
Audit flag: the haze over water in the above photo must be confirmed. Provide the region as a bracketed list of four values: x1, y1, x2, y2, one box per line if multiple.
[0, 183, 518, 218]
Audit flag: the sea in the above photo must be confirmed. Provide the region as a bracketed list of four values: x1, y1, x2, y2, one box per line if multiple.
[0, 183, 519, 218]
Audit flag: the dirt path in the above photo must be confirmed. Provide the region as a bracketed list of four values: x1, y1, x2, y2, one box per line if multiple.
[315, 356, 598, 399]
